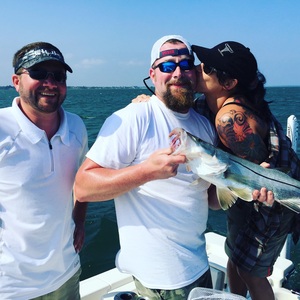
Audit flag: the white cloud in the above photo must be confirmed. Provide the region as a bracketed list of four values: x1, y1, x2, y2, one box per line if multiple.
[119, 60, 145, 66]
[79, 58, 106, 68]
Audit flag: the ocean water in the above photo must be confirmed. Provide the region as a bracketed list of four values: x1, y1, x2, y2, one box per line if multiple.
[0, 86, 300, 291]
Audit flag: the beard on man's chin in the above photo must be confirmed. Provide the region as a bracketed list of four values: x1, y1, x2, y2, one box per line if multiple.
[163, 81, 194, 113]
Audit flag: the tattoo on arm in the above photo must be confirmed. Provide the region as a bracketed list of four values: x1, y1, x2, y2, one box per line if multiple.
[216, 108, 268, 163]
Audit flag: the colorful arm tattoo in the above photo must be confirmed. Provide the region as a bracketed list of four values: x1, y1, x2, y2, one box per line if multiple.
[216, 107, 268, 164]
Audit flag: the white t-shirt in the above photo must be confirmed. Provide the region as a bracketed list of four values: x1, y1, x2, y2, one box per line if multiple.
[0, 98, 88, 299]
[87, 96, 217, 289]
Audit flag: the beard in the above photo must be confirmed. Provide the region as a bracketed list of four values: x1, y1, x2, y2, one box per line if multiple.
[19, 85, 65, 114]
[163, 80, 195, 113]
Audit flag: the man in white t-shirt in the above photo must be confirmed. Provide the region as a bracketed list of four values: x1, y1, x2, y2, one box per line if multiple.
[75, 35, 219, 299]
[0, 42, 88, 300]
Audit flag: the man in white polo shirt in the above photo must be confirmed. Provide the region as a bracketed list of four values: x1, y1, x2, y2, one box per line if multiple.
[0, 42, 88, 299]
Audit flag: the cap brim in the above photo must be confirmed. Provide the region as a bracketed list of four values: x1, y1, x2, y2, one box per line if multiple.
[20, 57, 73, 73]
[62, 62, 73, 73]
[191, 45, 217, 67]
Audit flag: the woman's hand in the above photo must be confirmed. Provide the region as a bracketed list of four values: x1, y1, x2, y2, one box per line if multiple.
[252, 187, 274, 207]
[132, 94, 151, 103]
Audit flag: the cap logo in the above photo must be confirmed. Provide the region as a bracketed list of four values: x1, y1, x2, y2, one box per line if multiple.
[159, 48, 190, 59]
[218, 43, 234, 57]
[14, 47, 64, 73]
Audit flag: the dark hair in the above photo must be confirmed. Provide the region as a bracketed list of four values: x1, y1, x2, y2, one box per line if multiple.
[217, 70, 272, 122]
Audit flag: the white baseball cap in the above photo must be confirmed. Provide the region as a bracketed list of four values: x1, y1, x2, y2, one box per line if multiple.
[150, 35, 193, 66]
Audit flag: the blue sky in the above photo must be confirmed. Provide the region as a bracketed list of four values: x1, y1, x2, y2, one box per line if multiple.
[1, 0, 299, 87]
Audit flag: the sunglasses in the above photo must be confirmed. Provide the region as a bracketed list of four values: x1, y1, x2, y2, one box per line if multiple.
[203, 64, 218, 75]
[202, 64, 231, 78]
[153, 59, 194, 73]
[18, 69, 67, 83]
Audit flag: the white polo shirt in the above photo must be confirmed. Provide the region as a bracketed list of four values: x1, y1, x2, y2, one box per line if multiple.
[0, 98, 88, 299]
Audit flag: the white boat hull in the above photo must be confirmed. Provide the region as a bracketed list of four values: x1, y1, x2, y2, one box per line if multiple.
[80, 232, 299, 300]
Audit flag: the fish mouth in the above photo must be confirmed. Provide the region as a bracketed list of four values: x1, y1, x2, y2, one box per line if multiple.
[169, 128, 185, 153]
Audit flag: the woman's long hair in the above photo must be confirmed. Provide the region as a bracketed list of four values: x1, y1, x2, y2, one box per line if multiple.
[217, 70, 273, 122]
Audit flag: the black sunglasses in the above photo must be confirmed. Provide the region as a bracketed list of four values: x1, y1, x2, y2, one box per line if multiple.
[18, 69, 67, 83]
[203, 64, 230, 78]
[203, 64, 218, 75]
[153, 59, 194, 73]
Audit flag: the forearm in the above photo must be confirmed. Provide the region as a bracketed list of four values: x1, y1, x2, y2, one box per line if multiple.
[75, 149, 186, 202]
[75, 163, 154, 202]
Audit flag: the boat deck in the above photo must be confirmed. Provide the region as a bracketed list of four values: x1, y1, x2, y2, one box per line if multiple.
[80, 232, 299, 300]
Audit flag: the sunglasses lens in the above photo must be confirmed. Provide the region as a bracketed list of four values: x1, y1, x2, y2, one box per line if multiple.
[53, 72, 66, 83]
[159, 62, 176, 73]
[179, 60, 193, 71]
[29, 70, 66, 83]
[203, 65, 214, 75]
[28, 70, 48, 80]
[157, 60, 194, 73]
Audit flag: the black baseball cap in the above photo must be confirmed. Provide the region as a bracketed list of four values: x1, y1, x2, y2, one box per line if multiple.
[192, 41, 257, 87]
[14, 45, 72, 73]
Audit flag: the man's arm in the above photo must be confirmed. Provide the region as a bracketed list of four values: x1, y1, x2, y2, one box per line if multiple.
[74, 147, 186, 202]
[207, 185, 221, 210]
[215, 100, 269, 164]
[73, 200, 88, 253]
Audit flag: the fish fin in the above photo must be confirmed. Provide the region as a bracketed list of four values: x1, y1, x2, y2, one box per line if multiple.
[217, 185, 254, 210]
[217, 188, 238, 210]
[229, 186, 253, 202]
[222, 173, 253, 201]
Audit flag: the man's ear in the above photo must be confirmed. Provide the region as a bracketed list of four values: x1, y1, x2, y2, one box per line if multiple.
[149, 68, 156, 84]
[224, 79, 238, 91]
[12, 74, 20, 92]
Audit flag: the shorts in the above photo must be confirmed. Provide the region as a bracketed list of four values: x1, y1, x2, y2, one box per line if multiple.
[30, 268, 81, 300]
[225, 200, 295, 277]
[133, 269, 212, 300]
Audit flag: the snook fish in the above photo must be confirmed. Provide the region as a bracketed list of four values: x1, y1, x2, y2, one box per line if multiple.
[170, 128, 300, 213]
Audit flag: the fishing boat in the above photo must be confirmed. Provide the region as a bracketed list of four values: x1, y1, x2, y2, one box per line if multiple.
[79, 231, 299, 300]
[79, 115, 300, 300]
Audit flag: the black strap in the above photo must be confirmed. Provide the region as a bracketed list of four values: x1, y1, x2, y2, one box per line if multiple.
[222, 100, 264, 119]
